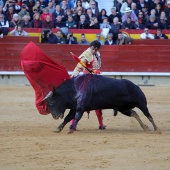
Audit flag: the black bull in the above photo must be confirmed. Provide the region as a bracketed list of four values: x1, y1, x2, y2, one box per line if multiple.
[43, 74, 159, 133]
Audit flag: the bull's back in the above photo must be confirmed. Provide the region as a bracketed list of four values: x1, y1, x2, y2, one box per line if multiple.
[75, 74, 147, 110]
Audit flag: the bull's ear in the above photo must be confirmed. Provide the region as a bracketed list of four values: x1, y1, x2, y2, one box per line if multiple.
[41, 91, 53, 102]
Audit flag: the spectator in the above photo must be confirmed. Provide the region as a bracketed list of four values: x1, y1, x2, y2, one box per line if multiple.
[122, 17, 135, 29]
[30, 6, 38, 21]
[89, 0, 98, 8]
[56, 30, 66, 44]
[109, 17, 121, 41]
[79, 33, 90, 44]
[27, 0, 35, 13]
[52, 5, 64, 21]
[155, 3, 162, 18]
[74, 0, 84, 14]
[131, 3, 138, 16]
[116, 0, 123, 13]
[108, 7, 121, 24]
[38, 0, 47, 9]
[134, 20, 145, 29]
[165, 1, 170, 19]
[35, 0, 43, 14]
[141, 4, 149, 19]
[150, 0, 164, 12]
[140, 28, 154, 39]
[15, 0, 22, 13]
[9, 13, 22, 27]
[18, 5, 30, 20]
[65, 31, 78, 44]
[160, 11, 167, 20]
[60, 0, 69, 14]
[77, 14, 89, 29]
[85, 8, 95, 23]
[54, 14, 66, 28]
[95, 33, 104, 45]
[41, 7, 53, 21]
[65, 15, 77, 28]
[16, 0, 24, 8]
[100, 17, 111, 29]
[73, 9, 83, 23]
[0, 14, 9, 36]
[42, 28, 58, 43]
[3, 0, 18, 13]
[98, 9, 108, 24]
[145, 15, 159, 29]
[116, 32, 133, 45]
[138, 11, 146, 27]
[10, 25, 28, 36]
[158, 15, 169, 29]
[60, 0, 74, 10]
[148, 9, 158, 20]
[51, 0, 57, 7]
[90, 0, 99, 18]
[63, 8, 72, 21]
[5, 6, 15, 22]
[42, 15, 54, 29]
[81, 0, 90, 10]
[104, 33, 115, 45]
[31, 13, 42, 28]
[122, 7, 138, 23]
[154, 29, 169, 39]
[120, 0, 133, 15]
[110, 17, 121, 34]
[21, 15, 32, 28]
[47, 1, 55, 14]
[88, 16, 99, 29]
[136, 0, 148, 11]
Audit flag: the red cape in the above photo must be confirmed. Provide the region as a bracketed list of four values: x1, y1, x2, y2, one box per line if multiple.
[20, 42, 70, 115]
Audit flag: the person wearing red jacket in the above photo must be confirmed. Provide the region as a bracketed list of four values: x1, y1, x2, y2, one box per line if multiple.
[41, 7, 53, 21]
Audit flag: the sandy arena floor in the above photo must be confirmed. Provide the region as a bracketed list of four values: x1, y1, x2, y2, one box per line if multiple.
[0, 85, 170, 170]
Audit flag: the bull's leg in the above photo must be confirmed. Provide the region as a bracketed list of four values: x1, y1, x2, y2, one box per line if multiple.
[120, 109, 149, 131]
[139, 105, 160, 133]
[54, 109, 76, 133]
[68, 109, 84, 134]
[130, 110, 149, 131]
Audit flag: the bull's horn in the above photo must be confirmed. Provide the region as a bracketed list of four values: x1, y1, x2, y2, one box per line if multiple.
[41, 91, 53, 102]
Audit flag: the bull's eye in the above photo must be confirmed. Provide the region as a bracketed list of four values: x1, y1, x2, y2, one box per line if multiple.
[49, 101, 53, 105]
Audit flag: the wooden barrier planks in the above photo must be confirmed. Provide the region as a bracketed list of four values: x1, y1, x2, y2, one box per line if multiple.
[0, 43, 170, 72]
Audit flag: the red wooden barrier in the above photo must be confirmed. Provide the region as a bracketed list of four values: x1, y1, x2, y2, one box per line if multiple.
[0, 43, 170, 72]
[0, 36, 39, 43]
[132, 39, 170, 45]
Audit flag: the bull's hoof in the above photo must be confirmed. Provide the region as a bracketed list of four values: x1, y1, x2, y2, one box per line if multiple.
[99, 125, 106, 130]
[67, 129, 76, 134]
[53, 127, 62, 133]
[142, 124, 150, 131]
[155, 127, 162, 134]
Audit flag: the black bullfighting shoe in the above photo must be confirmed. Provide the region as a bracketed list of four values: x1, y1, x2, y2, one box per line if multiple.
[69, 125, 76, 130]
[99, 125, 106, 130]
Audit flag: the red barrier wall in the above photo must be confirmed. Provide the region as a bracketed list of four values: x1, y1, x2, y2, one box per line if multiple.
[0, 43, 170, 72]
[0, 36, 39, 43]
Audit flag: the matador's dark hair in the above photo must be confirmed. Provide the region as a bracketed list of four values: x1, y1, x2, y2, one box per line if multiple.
[90, 40, 101, 49]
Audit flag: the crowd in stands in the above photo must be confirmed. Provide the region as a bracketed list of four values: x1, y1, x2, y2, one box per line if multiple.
[0, 0, 170, 41]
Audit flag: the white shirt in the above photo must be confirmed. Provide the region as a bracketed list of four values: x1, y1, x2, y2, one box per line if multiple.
[140, 33, 154, 39]
[0, 20, 9, 27]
